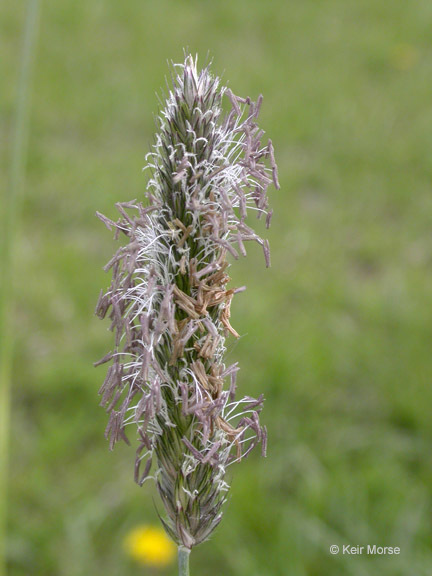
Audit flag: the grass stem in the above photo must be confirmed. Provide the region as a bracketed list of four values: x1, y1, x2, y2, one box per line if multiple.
[178, 546, 191, 576]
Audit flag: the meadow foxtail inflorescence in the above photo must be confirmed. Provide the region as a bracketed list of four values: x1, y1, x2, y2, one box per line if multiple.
[95, 54, 279, 574]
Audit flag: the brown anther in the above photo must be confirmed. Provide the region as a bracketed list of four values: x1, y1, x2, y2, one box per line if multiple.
[216, 416, 244, 460]
[198, 333, 214, 359]
[189, 258, 199, 286]
[221, 292, 239, 338]
[173, 285, 200, 319]
[207, 375, 223, 397]
[172, 218, 187, 232]
[191, 360, 211, 392]
[179, 255, 187, 275]
[177, 225, 193, 249]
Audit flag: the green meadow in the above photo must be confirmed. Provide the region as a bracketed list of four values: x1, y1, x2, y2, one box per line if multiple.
[2, 1, 432, 575]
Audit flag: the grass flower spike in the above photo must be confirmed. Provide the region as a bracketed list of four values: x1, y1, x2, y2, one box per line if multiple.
[95, 54, 279, 574]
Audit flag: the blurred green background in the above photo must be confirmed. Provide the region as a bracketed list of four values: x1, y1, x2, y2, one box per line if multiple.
[2, 1, 432, 575]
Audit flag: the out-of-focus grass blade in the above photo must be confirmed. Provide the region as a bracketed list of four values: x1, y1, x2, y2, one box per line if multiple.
[0, 1, 40, 574]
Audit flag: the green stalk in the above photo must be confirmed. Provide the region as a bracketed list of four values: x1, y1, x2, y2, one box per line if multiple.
[0, 1, 40, 574]
[178, 546, 191, 576]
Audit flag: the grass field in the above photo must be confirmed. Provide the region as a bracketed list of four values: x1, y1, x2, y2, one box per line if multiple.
[2, 1, 432, 575]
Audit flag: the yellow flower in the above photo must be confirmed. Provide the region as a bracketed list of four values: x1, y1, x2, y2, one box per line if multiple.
[123, 525, 176, 567]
